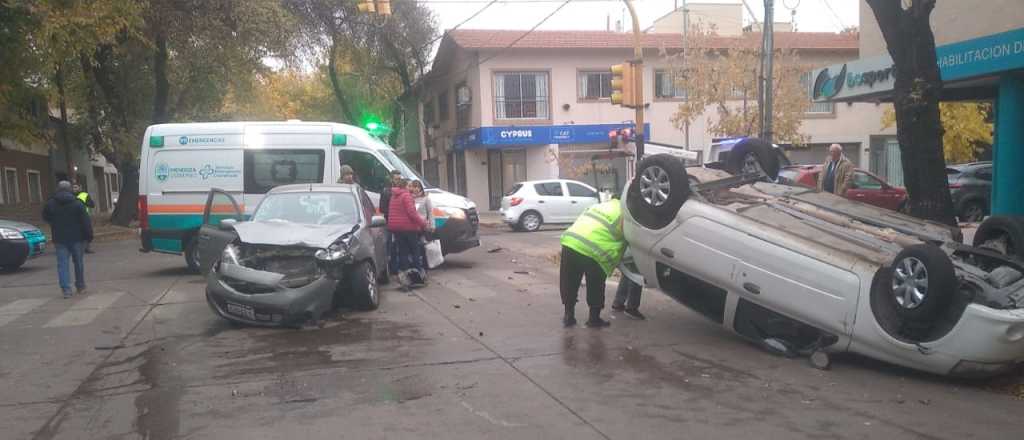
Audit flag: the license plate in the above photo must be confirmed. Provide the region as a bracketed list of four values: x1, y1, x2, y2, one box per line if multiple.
[226, 301, 255, 320]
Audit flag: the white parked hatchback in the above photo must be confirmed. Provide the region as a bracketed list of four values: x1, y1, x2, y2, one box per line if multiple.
[500, 179, 601, 232]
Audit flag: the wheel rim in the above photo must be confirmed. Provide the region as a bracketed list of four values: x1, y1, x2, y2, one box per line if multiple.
[639, 165, 671, 206]
[963, 204, 984, 222]
[366, 265, 378, 305]
[892, 256, 928, 309]
[523, 214, 540, 231]
[741, 152, 765, 175]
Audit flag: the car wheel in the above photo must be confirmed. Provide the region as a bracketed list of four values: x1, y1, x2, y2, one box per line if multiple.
[349, 260, 379, 311]
[882, 244, 956, 328]
[518, 211, 543, 232]
[183, 236, 200, 274]
[626, 154, 691, 230]
[959, 200, 986, 223]
[973, 215, 1024, 259]
[723, 138, 780, 180]
[897, 201, 910, 215]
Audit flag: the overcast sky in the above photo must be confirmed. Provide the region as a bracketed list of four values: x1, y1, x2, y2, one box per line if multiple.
[423, 0, 860, 34]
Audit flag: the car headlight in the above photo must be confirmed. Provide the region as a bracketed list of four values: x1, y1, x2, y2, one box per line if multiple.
[315, 236, 357, 261]
[0, 228, 23, 240]
[436, 206, 466, 220]
[221, 243, 240, 266]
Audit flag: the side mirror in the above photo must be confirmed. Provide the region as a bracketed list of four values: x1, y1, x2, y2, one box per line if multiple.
[219, 218, 238, 230]
[370, 215, 387, 228]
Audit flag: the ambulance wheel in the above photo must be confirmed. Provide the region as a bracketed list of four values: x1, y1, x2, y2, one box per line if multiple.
[184, 236, 200, 274]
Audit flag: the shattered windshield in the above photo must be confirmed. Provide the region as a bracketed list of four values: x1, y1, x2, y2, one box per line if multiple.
[252, 192, 359, 225]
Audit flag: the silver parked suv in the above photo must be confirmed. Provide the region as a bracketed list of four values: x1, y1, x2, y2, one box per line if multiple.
[622, 138, 1024, 377]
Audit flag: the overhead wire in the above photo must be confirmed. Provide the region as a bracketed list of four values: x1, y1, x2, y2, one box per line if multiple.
[821, 0, 846, 31]
[473, 0, 574, 66]
[421, 0, 500, 52]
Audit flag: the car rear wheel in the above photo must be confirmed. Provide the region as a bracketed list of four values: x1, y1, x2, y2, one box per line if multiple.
[973, 215, 1024, 259]
[626, 154, 691, 230]
[959, 200, 986, 223]
[518, 211, 543, 232]
[723, 138, 780, 180]
[871, 244, 956, 341]
[184, 236, 200, 274]
[348, 260, 379, 311]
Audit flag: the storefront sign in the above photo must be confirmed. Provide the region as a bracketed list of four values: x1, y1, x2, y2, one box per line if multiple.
[454, 123, 650, 150]
[812, 26, 1024, 102]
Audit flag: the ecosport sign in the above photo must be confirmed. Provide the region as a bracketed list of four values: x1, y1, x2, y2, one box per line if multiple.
[812, 26, 1024, 102]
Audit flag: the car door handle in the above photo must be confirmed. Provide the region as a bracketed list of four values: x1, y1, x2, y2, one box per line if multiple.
[538, 200, 545, 204]
[199, 233, 211, 241]
[743, 282, 761, 295]
[660, 248, 674, 258]
[571, 201, 578, 204]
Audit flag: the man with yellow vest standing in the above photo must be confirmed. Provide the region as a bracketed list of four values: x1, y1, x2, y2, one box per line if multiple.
[73, 183, 96, 253]
[559, 198, 626, 328]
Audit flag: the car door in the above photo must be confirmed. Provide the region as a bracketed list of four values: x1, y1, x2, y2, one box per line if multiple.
[532, 182, 568, 223]
[566, 182, 600, 219]
[360, 189, 386, 269]
[846, 171, 896, 210]
[197, 189, 243, 275]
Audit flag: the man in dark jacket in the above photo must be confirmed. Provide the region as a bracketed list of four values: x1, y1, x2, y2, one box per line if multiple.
[42, 181, 93, 298]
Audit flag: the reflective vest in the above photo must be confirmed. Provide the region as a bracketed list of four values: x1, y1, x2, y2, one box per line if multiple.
[560, 200, 626, 277]
[76, 192, 91, 214]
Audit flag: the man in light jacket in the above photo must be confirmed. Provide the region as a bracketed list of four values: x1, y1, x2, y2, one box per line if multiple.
[817, 144, 855, 196]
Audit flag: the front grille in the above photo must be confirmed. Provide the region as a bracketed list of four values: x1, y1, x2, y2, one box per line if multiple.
[467, 208, 479, 228]
[222, 278, 277, 294]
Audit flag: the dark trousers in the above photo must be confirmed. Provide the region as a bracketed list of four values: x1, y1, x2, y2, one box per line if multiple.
[392, 231, 423, 272]
[612, 277, 642, 310]
[559, 246, 606, 309]
[55, 242, 85, 293]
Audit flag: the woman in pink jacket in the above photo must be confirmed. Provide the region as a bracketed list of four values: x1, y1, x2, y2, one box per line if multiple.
[387, 179, 428, 286]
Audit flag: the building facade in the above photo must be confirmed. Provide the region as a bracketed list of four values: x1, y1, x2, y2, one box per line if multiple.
[412, 24, 894, 212]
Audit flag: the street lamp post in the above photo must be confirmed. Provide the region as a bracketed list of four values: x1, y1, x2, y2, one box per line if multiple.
[622, 0, 645, 169]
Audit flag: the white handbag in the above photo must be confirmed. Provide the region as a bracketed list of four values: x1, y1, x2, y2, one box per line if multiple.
[425, 239, 444, 269]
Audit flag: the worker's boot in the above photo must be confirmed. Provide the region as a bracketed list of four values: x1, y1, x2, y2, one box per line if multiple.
[562, 304, 577, 327]
[585, 307, 610, 328]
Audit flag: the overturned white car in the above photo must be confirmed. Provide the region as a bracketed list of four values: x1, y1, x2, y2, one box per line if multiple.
[623, 139, 1024, 377]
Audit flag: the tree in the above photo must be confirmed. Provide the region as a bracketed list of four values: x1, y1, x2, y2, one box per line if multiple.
[866, 0, 955, 225]
[882, 102, 993, 164]
[666, 27, 810, 146]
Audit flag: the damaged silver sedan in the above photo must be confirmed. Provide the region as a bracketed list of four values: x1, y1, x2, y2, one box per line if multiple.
[197, 184, 387, 327]
[623, 138, 1024, 377]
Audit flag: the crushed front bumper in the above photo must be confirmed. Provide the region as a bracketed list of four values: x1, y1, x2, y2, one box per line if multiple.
[205, 262, 340, 327]
[436, 208, 480, 254]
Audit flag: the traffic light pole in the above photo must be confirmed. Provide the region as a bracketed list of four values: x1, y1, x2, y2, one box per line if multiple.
[623, 0, 644, 170]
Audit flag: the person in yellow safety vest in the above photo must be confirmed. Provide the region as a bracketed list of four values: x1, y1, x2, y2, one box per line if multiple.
[559, 198, 626, 327]
[72, 183, 96, 254]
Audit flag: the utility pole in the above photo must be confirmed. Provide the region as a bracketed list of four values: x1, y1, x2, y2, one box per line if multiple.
[760, 0, 775, 142]
[623, 0, 644, 167]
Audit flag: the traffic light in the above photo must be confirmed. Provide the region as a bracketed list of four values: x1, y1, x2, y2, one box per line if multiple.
[357, 0, 391, 16]
[610, 63, 637, 108]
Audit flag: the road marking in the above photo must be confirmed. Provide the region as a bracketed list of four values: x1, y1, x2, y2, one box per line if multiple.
[0, 299, 51, 327]
[42, 291, 126, 328]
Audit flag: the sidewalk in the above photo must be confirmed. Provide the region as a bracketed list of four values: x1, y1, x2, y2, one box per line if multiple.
[477, 211, 505, 228]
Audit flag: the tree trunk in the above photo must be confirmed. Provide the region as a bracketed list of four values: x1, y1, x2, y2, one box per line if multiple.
[327, 36, 358, 124]
[79, 52, 106, 152]
[152, 30, 170, 124]
[109, 153, 138, 226]
[54, 64, 75, 180]
[866, 0, 956, 225]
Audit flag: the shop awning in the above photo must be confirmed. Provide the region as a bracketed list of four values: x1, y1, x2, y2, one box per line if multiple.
[453, 123, 650, 150]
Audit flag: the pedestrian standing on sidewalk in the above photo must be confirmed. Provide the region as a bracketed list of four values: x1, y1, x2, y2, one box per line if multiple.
[42, 181, 93, 298]
[72, 183, 96, 253]
[817, 144, 854, 196]
[387, 178, 428, 289]
[379, 169, 404, 275]
[559, 199, 626, 328]
[408, 179, 434, 273]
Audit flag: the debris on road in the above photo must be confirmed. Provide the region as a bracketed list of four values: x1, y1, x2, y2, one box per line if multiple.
[453, 304, 461, 309]
[487, 247, 503, 253]
[513, 270, 530, 275]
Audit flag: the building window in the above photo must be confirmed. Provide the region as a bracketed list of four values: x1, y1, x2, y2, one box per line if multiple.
[801, 72, 835, 114]
[424, 99, 435, 126]
[494, 72, 549, 120]
[3, 167, 18, 204]
[26, 170, 42, 203]
[578, 71, 612, 100]
[455, 82, 472, 129]
[655, 69, 687, 99]
[438, 90, 450, 122]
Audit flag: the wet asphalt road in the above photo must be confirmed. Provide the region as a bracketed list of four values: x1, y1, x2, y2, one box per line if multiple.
[1, 227, 1022, 440]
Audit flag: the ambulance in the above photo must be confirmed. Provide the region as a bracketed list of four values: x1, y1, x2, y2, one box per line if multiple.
[138, 121, 480, 271]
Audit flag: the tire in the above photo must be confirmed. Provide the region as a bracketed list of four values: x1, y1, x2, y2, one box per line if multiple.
[722, 137, 780, 180]
[882, 244, 956, 324]
[518, 210, 543, 232]
[973, 215, 1024, 259]
[183, 235, 200, 274]
[349, 260, 379, 311]
[959, 199, 987, 223]
[626, 154, 691, 230]
[897, 201, 910, 215]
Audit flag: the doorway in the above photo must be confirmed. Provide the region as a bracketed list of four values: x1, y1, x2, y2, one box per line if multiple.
[487, 149, 527, 210]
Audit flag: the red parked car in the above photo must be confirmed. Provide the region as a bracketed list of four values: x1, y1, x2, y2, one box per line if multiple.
[778, 165, 908, 212]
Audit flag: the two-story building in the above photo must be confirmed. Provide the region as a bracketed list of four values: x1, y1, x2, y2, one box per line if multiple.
[408, 9, 895, 211]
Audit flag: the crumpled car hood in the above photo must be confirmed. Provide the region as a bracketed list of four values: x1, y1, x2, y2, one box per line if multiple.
[232, 220, 356, 249]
